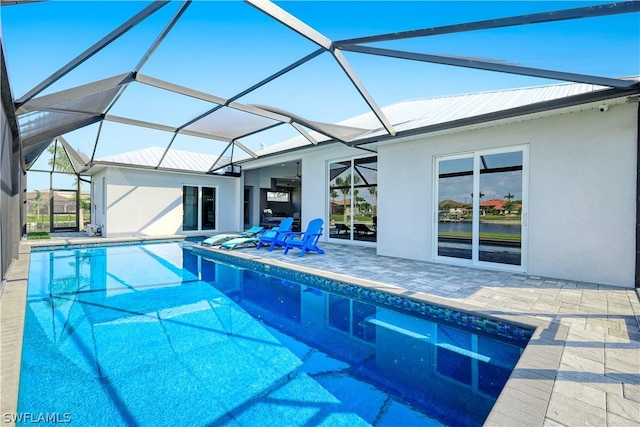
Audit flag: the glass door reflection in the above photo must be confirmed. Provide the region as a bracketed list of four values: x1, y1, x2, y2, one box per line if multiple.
[478, 152, 523, 265]
[436, 148, 526, 269]
[437, 156, 474, 260]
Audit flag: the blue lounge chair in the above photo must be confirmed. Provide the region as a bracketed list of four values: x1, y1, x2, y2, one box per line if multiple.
[221, 218, 294, 250]
[220, 235, 261, 250]
[283, 218, 325, 257]
[201, 226, 263, 246]
[256, 217, 294, 251]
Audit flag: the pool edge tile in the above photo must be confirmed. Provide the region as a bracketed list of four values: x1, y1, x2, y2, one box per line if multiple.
[0, 245, 30, 427]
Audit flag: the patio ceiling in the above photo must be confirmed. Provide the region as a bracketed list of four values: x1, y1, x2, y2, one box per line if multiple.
[2, 0, 639, 174]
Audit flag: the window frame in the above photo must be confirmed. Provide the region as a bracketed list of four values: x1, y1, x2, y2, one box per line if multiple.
[182, 184, 217, 232]
[433, 145, 528, 271]
[327, 155, 378, 244]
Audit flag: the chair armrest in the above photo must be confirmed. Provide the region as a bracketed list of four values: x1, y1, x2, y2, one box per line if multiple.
[282, 231, 304, 241]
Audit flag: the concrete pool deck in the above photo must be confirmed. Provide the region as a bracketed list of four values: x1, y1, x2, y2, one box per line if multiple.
[2, 234, 639, 426]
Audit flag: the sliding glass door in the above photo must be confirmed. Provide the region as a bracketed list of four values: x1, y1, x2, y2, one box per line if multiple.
[436, 147, 526, 269]
[183, 185, 216, 231]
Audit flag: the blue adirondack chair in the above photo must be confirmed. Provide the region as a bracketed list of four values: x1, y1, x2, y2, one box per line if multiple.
[282, 218, 325, 257]
[256, 217, 294, 251]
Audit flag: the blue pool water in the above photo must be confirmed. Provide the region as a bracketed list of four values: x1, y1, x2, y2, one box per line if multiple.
[19, 241, 532, 426]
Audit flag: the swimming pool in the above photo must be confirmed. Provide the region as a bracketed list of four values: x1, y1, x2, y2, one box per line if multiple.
[19, 241, 532, 426]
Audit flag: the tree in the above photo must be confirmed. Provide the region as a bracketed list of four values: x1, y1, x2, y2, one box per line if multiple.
[29, 189, 44, 230]
[368, 186, 377, 216]
[47, 142, 74, 173]
[335, 174, 360, 223]
[504, 192, 516, 215]
[353, 189, 360, 215]
[329, 189, 338, 220]
[45, 141, 91, 230]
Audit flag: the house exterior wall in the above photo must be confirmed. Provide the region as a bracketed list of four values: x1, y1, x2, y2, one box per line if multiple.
[376, 103, 638, 288]
[87, 102, 637, 288]
[93, 167, 241, 238]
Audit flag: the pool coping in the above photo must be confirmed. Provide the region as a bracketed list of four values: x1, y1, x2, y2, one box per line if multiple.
[1, 237, 566, 426]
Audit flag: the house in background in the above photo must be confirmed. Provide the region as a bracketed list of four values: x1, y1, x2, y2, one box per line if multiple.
[84, 79, 639, 289]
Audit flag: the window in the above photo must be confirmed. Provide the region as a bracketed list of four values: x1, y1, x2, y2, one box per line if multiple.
[328, 156, 377, 242]
[435, 147, 527, 269]
[183, 185, 216, 231]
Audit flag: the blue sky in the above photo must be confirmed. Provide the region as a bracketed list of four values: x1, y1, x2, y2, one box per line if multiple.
[2, 0, 639, 191]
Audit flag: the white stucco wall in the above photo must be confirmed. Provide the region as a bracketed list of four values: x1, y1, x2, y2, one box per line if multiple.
[93, 167, 242, 237]
[89, 102, 637, 288]
[376, 103, 637, 287]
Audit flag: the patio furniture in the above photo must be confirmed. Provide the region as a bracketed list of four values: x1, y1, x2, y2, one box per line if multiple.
[256, 217, 294, 251]
[201, 226, 264, 246]
[331, 223, 350, 235]
[354, 223, 375, 236]
[283, 218, 324, 257]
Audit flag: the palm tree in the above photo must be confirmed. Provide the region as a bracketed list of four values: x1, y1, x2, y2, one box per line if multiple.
[368, 186, 377, 216]
[353, 189, 360, 215]
[29, 189, 44, 231]
[335, 174, 360, 223]
[47, 142, 74, 173]
[504, 192, 515, 215]
[46, 141, 90, 230]
[330, 189, 338, 220]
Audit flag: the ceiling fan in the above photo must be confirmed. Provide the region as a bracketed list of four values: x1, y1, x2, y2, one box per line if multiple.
[281, 161, 301, 178]
[274, 161, 302, 188]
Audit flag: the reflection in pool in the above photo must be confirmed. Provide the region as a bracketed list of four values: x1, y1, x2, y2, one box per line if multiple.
[20, 242, 531, 426]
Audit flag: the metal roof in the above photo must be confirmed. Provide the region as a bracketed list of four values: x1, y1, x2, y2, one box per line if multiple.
[92, 77, 640, 171]
[255, 78, 640, 156]
[95, 146, 228, 174]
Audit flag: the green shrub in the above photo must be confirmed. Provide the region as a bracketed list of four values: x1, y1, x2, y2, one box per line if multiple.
[27, 231, 50, 240]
